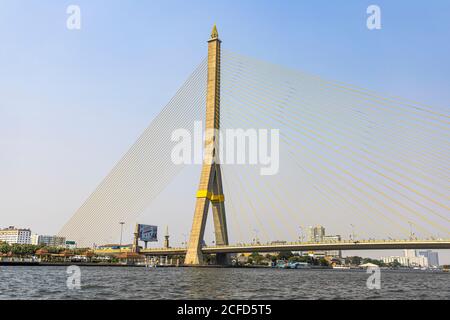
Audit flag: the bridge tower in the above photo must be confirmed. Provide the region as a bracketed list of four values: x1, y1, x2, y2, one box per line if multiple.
[185, 25, 229, 265]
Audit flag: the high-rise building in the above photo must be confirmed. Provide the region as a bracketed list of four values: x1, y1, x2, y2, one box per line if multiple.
[324, 235, 342, 258]
[0, 226, 32, 245]
[308, 226, 326, 242]
[31, 235, 66, 247]
[418, 250, 439, 267]
[305, 226, 341, 259]
[404, 249, 417, 258]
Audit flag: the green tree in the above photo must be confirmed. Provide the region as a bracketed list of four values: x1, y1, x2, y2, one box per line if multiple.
[346, 256, 363, 266]
[0, 242, 10, 254]
[362, 258, 385, 267]
[319, 258, 330, 267]
[265, 254, 277, 262]
[249, 253, 265, 265]
[277, 251, 293, 260]
[11, 244, 24, 256]
[292, 256, 312, 263]
[388, 260, 402, 268]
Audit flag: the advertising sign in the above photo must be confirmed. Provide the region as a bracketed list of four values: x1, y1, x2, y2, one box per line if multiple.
[138, 225, 158, 242]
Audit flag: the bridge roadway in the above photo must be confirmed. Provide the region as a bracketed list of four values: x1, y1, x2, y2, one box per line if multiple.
[96, 239, 450, 256]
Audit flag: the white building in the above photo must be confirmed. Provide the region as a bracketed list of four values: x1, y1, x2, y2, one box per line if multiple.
[382, 250, 429, 268]
[404, 249, 417, 258]
[0, 226, 32, 245]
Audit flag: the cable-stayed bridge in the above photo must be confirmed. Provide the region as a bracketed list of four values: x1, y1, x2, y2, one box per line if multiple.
[59, 26, 450, 265]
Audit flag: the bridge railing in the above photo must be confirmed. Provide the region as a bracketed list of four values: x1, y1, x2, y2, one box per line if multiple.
[203, 238, 449, 249]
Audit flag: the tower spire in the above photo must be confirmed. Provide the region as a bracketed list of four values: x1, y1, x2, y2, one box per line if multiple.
[211, 24, 219, 39]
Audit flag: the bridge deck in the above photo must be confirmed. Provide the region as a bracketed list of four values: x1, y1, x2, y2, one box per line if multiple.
[95, 239, 450, 256]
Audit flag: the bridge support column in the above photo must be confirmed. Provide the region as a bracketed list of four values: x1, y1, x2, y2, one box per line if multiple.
[185, 25, 229, 266]
[216, 253, 231, 266]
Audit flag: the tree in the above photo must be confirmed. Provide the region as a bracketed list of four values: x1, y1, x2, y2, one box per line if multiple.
[248, 253, 265, 265]
[362, 258, 385, 267]
[388, 260, 402, 269]
[0, 242, 10, 254]
[277, 251, 293, 260]
[204, 254, 215, 264]
[346, 256, 363, 266]
[288, 255, 310, 263]
[11, 244, 24, 256]
[319, 258, 330, 267]
[265, 254, 277, 262]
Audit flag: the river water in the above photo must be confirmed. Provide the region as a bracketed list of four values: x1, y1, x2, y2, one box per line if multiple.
[0, 266, 448, 300]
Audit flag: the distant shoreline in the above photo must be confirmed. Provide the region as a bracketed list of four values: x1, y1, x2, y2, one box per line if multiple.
[0, 261, 144, 267]
[0, 261, 447, 273]
[0, 261, 327, 269]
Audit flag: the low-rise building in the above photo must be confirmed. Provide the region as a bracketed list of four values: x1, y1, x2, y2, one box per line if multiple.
[382, 250, 429, 268]
[0, 226, 32, 245]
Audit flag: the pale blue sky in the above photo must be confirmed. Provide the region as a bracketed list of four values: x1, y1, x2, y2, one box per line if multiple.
[0, 0, 449, 261]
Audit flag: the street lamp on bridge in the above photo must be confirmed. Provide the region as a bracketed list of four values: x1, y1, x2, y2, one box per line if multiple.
[119, 222, 125, 250]
[299, 226, 305, 242]
[350, 224, 356, 241]
[408, 222, 416, 240]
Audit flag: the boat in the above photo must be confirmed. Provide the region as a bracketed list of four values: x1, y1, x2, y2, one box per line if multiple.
[274, 260, 311, 269]
[290, 262, 311, 269]
[333, 265, 351, 270]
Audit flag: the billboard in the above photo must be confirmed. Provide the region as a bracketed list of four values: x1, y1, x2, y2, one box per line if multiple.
[138, 224, 158, 242]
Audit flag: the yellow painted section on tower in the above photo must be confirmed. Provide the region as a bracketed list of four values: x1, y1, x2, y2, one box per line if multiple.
[196, 190, 212, 199]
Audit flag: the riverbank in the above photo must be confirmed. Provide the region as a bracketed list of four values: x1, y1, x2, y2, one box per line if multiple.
[0, 261, 139, 267]
[1, 261, 447, 273]
[0, 261, 255, 268]
[0, 261, 322, 269]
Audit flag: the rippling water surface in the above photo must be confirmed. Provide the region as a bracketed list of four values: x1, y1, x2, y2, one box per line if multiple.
[0, 266, 448, 300]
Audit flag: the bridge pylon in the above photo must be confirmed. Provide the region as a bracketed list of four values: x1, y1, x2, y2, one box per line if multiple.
[185, 25, 230, 266]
